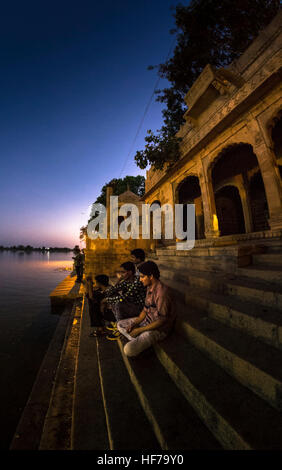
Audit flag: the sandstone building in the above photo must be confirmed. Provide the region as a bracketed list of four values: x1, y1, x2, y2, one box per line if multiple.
[144, 11, 282, 249]
[78, 12, 282, 450]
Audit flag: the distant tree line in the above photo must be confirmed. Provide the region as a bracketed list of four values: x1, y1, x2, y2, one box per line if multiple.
[0, 245, 73, 252]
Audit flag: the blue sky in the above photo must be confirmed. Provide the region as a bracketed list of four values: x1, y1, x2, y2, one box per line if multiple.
[0, 0, 184, 247]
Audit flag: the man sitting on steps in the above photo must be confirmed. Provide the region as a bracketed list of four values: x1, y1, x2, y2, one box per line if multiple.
[101, 261, 146, 340]
[117, 261, 175, 357]
[130, 248, 146, 279]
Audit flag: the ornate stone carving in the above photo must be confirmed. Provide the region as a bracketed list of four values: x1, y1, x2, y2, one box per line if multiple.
[184, 115, 197, 128]
[254, 132, 264, 146]
[211, 79, 227, 95]
[181, 54, 278, 158]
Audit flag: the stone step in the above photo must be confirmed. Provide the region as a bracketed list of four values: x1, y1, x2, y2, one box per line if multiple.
[160, 272, 282, 349]
[223, 276, 282, 311]
[71, 301, 109, 450]
[170, 283, 282, 350]
[266, 246, 282, 253]
[155, 253, 237, 273]
[157, 255, 282, 286]
[154, 334, 282, 450]
[117, 338, 221, 450]
[253, 253, 282, 267]
[96, 337, 160, 450]
[237, 265, 282, 284]
[174, 305, 282, 411]
[158, 266, 282, 311]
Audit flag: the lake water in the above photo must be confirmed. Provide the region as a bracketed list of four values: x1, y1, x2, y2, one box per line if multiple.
[0, 250, 74, 449]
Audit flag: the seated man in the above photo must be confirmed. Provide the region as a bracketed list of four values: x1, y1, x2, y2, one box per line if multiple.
[84, 274, 115, 337]
[117, 261, 175, 357]
[102, 261, 146, 340]
[130, 248, 146, 279]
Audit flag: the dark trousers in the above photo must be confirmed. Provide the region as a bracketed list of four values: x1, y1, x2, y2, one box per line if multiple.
[75, 265, 83, 282]
[87, 293, 115, 328]
[88, 297, 104, 328]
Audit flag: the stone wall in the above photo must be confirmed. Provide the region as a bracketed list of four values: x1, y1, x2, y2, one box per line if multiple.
[144, 11, 282, 241]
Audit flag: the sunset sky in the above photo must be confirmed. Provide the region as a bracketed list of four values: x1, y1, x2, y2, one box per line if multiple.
[0, 0, 182, 248]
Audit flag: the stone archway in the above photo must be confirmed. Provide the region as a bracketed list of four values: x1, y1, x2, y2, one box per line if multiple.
[211, 143, 269, 235]
[149, 200, 161, 248]
[176, 175, 204, 240]
[215, 185, 245, 236]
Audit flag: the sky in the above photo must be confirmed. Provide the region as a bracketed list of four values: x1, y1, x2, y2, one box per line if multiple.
[0, 0, 184, 248]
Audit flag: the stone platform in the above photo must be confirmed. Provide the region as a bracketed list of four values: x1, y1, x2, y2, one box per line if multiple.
[49, 274, 84, 312]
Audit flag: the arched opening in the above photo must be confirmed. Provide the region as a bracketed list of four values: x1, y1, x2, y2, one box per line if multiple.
[211, 143, 269, 235]
[215, 185, 245, 236]
[177, 175, 204, 239]
[271, 113, 282, 179]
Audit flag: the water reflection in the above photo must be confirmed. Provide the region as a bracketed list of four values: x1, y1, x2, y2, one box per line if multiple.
[0, 250, 74, 449]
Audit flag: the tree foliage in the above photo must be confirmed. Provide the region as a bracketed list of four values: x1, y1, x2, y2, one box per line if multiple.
[91, 175, 145, 213]
[134, 0, 281, 171]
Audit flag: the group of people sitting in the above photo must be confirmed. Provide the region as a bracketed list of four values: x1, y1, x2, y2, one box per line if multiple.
[83, 249, 176, 358]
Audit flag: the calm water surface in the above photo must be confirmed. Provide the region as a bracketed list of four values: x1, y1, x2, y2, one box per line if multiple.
[0, 251, 74, 449]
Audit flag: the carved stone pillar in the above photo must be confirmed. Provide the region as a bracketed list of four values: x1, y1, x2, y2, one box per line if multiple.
[235, 175, 253, 233]
[171, 181, 178, 243]
[199, 171, 220, 238]
[249, 122, 282, 230]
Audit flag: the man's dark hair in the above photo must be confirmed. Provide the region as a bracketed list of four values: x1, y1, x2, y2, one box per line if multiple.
[131, 248, 145, 262]
[95, 274, 109, 286]
[120, 261, 136, 274]
[138, 261, 160, 279]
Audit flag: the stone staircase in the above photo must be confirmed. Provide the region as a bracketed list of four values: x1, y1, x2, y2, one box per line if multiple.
[71, 240, 282, 450]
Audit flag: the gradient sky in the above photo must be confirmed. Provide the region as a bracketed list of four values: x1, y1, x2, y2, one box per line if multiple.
[0, 0, 183, 248]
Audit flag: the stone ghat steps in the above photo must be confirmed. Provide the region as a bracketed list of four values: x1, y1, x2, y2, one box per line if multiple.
[157, 265, 282, 311]
[155, 241, 282, 272]
[156, 253, 282, 285]
[174, 303, 282, 412]
[154, 333, 282, 450]
[71, 298, 282, 449]
[116, 337, 220, 450]
[164, 276, 282, 351]
[95, 337, 160, 450]
[49, 274, 84, 312]
[72, 303, 220, 450]
[253, 252, 282, 268]
[236, 265, 282, 284]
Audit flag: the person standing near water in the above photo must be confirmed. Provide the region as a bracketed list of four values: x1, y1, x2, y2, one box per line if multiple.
[72, 246, 84, 283]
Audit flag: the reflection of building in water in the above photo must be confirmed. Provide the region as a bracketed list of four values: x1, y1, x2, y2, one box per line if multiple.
[144, 10, 282, 245]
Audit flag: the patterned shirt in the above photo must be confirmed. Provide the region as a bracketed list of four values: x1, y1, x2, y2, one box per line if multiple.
[105, 276, 146, 307]
[142, 280, 175, 334]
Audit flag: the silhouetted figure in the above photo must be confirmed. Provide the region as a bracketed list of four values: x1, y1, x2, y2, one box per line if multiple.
[72, 247, 84, 283]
